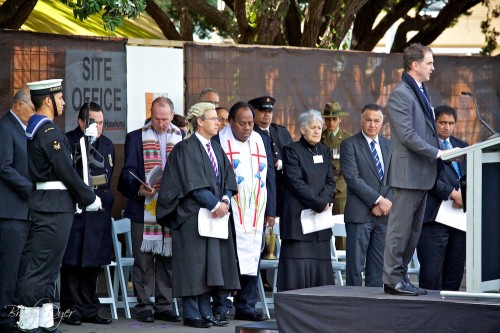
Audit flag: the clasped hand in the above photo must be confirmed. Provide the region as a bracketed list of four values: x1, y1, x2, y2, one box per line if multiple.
[372, 197, 392, 217]
[211, 202, 229, 219]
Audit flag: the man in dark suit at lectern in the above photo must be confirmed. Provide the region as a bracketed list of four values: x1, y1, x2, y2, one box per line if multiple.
[417, 105, 467, 291]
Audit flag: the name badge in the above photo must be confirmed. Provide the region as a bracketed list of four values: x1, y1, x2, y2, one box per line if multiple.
[313, 155, 324, 164]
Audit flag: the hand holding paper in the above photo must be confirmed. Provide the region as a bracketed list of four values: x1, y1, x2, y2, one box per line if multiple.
[199, 208, 229, 239]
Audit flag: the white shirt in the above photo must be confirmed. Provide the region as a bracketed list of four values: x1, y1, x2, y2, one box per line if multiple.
[361, 132, 385, 172]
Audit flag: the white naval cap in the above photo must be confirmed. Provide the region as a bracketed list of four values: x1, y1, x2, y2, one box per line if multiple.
[27, 79, 63, 96]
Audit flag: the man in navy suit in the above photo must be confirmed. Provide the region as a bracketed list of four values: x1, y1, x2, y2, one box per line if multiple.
[417, 105, 467, 291]
[340, 104, 392, 287]
[0, 87, 34, 333]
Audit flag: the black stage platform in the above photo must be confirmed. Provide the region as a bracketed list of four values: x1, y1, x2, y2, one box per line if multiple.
[274, 286, 500, 333]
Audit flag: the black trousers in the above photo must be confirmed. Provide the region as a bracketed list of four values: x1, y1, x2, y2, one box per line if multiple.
[60, 265, 100, 318]
[417, 221, 466, 291]
[0, 219, 30, 326]
[21, 211, 73, 307]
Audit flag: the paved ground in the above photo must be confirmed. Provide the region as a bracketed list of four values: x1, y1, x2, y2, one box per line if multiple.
[56, 309, 277, 333]
[55, 269, 466, 332]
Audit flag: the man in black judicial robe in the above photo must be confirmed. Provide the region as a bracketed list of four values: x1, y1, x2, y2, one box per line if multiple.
[156, 103, 240, 329]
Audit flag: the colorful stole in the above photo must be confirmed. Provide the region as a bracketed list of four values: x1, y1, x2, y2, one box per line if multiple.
[141, 121, 182, 256]
[219, 126, 267, 276]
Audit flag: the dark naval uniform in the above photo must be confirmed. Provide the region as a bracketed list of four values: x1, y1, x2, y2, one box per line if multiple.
[22, 116, 96, 307]
[60, 126, 115, 319]
[254, 123, 293, 216]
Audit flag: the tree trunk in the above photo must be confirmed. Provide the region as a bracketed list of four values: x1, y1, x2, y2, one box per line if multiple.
[350, 0, 389, 50]
[301, 0, 325, 47]
[0, 0, 38, 29]
[176, 1, 193, 41]
[254, 0, 290, 45]
[283, 0, 301, 46]
[234, 0, 254, 43]
[319, 0, 368, 49]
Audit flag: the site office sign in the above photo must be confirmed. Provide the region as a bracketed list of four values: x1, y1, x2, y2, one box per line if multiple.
[65, 50, 127, 144]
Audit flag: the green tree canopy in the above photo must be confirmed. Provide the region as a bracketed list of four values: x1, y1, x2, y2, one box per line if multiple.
[0, 0, 497, 54]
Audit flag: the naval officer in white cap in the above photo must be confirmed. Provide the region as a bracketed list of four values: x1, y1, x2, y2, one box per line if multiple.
[17, 79, 101, 333]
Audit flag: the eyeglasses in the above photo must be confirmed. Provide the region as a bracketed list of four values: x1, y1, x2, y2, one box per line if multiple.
[218, 118, 229, 123]
[204, 117, 220, 122]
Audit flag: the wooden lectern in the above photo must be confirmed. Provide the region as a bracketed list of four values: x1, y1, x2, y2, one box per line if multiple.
[440, 136, 500, 299]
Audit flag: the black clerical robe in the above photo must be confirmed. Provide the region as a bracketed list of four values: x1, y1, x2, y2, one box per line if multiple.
[156, 135, 240, 297]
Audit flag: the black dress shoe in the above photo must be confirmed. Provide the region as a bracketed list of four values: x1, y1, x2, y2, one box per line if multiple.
[202, 314, 229, 326]
[407, 281, 427, 295]
[384, 281, 419, 296]
[62, 314, 82, 326]
[81, 314, 112, 324]
[234, 311, 268, 321]
[154, 310, 182, 322]
[183, 318, 212, 328]
[136, 310, 155, 323]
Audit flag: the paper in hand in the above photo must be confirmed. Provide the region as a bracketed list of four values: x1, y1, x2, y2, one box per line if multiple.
[146, 165, 163, 188]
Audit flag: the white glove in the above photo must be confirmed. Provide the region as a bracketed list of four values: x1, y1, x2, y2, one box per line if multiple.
[75, 204, 82, 214]
[84, 123, 98, 144]
[86, 196, 102, 211]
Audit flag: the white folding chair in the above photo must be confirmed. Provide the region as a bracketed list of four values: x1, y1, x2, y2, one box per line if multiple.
[111, 217, 179, 318]
[331, 214, 346, 286]
[111, 217, 135, 318]
[256, 219, 280, 318]
[98, 263, 118, 319]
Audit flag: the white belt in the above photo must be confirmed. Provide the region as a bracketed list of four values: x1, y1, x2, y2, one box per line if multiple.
[36, 181, 68, 190]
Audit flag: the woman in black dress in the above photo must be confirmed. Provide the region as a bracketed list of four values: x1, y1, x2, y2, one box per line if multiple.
[277, 109, 335, 291]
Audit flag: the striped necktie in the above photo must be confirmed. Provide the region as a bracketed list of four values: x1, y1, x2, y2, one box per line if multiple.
[370, 140, 383, 180]
[206, 142, 218, 177]
[443, 139, 462, 178]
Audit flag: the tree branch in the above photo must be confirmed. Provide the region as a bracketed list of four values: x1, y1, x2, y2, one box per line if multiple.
[391, 0, 482, 52]
[186, 0, 238, 40]
[0, 0, 37, 29]
[145, 0, 182, 40]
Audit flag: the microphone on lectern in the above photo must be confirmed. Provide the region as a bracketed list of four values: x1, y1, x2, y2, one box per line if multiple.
[461, 91, 500, 141]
